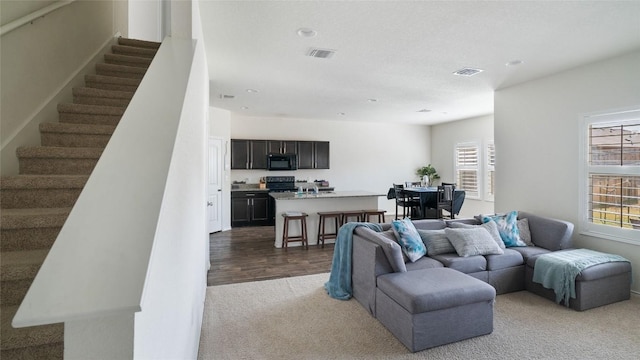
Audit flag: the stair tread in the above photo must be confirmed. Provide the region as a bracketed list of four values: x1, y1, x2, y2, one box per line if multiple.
[117, 37, 161, 49]
[57, 103, 125, 115]
[17, 146, 104, 159]
[39, 122, 117, 135]
[0, 175, 89, 189]
[0, 249, 49, 281]
[104, 53, 152, 68]
[85, 74, 141, 86]
[0, 305, 63, 351]
[1, 208, 71, 230]
[96, 63, 147, 74]
[72, 86, 134, 100]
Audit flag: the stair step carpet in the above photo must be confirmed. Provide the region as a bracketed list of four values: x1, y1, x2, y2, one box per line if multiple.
[57, 103, 124, 126]
[72, 87, 134, 107]
[40, 122, 116, 148]
[104, 53, 153, 69]
[17, 146, 103, 175]
[95, 63, 147, 79]
[1, 208, 71, 252]
[84, 74, 142, 92]
[0, 175, 88, 209]
[0, 37, 159, 360]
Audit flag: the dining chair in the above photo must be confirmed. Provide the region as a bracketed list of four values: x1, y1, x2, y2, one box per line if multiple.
[393, 184, 421, 220]
[436, 184, 455, 219]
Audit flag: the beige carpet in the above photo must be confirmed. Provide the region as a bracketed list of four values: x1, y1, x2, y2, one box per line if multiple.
[198, 273, 640, 360]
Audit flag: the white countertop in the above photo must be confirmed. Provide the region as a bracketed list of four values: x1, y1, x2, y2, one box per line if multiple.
[270, 190, 384, 200]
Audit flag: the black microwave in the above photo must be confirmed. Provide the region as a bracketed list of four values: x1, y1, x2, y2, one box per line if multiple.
[267, 153, 297, 171]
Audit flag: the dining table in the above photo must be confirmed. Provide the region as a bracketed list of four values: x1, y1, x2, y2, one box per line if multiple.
[403, 186, 466, 219]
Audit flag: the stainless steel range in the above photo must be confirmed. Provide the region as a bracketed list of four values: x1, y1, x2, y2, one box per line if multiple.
[265, 176, 296, 193]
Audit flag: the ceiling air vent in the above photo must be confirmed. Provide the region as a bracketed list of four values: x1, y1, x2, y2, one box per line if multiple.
[218, 94, 235, 99]
[453, 67, 484, 77]
[306, 48, 336, 59]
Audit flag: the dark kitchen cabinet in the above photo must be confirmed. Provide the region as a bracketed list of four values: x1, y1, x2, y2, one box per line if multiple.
[231, 191, 273, 227]
[297, 141, 330, 169]
[267, 140, 297, 154]
[231, 140, 268, 169]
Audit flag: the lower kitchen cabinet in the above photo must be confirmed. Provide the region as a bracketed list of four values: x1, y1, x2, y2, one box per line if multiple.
[231, 191, 274, 227]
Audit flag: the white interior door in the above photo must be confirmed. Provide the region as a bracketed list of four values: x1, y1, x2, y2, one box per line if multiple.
[208, 137, 223, 233]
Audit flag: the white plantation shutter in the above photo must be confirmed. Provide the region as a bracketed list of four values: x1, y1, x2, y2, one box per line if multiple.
[486, 141, 495, 201]
[580, 108, 640, 242]
[455, 143, 479, 199]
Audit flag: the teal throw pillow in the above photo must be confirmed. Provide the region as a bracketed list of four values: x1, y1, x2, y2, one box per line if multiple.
[391, 218, 426, 262]
[481, 211, 527, 247]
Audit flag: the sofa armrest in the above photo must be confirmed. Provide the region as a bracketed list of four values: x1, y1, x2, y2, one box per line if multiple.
[518, 211, 574, 251]
[352, 233, 395, 316]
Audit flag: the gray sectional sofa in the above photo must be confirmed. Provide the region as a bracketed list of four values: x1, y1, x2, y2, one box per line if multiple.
[352, 211, 631, 315]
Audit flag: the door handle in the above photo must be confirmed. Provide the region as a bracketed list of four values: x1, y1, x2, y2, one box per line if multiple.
[207, 201, 213, 206]
[218, 189, 222, 192]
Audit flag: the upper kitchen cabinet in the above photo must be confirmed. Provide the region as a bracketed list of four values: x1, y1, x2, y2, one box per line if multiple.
[267, 140, 297, 155]
[231, 139, 268, 169]
[297, 141, 330, 169]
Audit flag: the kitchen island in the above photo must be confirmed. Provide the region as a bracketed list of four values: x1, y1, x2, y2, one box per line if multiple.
[270, 191, 385, 248]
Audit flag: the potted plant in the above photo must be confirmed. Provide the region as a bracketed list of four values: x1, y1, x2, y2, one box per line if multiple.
[416, 164, 440, 187]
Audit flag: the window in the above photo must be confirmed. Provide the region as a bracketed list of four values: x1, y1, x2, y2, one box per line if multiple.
[580, 108, 640, 243]
[485, 141, 495, 201]
[455, 142, 480, 199]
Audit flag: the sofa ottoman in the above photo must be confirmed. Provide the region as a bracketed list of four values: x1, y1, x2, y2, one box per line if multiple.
[375, 267, 496, 352]
[525, 254, 632, 311]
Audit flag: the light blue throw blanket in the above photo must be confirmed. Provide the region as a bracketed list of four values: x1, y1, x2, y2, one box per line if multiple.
[325, 222, 383, 300]
[532, 249, 629, 306]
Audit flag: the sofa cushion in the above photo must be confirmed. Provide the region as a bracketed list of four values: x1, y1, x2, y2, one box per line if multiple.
[411, 219, 447, 230]
[448, 220, 505, 249]
[445, 227, 504, 257]
[482, 211, 527, 247]
[354, 227, 407, 273]
[485, 249, 524, 270]
[512, 246, 552, 262]
[429, 253, 487, 273]
[405, 256, 445, 272]
[517, 218, 534, 246]
[376, 268, 496, 313]
[417, 229, 455, 255]
[391, 218, 426, 262]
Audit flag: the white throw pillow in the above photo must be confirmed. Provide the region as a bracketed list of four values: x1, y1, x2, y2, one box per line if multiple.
[444, 227, 505, 257]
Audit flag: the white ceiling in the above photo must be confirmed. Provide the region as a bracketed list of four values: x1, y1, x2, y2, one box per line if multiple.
[199, 1, 640, 125]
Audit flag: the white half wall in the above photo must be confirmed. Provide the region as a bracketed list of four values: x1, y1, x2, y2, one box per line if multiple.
[431, 114, 495, 218]
[494, 50, 640, 292]
[229, 114, 432, 215]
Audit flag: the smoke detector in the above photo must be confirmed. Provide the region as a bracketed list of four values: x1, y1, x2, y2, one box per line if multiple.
[306, 48, 336, 59]
[453, 67, 484, 77]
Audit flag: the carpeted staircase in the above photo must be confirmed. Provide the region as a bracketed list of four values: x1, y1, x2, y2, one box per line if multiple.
[0, 37, 160, 359]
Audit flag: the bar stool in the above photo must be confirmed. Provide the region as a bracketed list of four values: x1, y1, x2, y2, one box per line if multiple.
[363, 209, 387, 223]
[341, 210, 363, 224]
[281, 212, 309, 250]
[317, 211, 342, 248]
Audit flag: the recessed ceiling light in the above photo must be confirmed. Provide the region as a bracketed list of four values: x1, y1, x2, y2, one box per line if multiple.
[453, 68, 484, 77]
[506, 60, 524, 66]
[297, 28, 317, 37]
[246, 89, 259, 93]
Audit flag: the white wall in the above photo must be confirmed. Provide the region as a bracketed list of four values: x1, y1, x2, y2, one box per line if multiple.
[128, 0, 162, 41]
[495, 50, 640, 292]
[431, 114, 495, 218]
[0, 0, 127, 175]
[229, 114, 432, 215]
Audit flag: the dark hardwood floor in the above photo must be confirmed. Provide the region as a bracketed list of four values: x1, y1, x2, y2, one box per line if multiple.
[207, 226, 335, 286]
